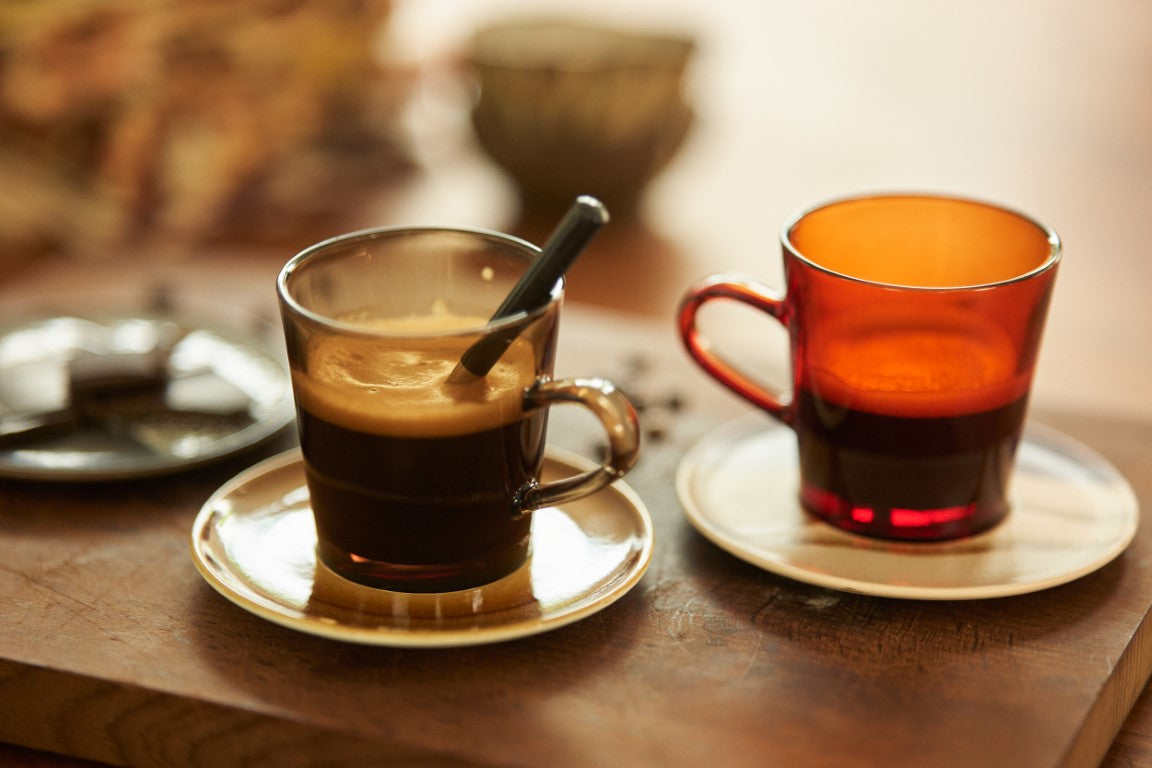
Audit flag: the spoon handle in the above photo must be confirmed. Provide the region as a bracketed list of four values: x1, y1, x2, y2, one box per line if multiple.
[447, 196, 608, 383]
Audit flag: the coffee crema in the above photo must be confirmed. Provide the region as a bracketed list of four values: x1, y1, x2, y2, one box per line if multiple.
[804, 312, 1026, 417]
[294, 312, 538, 438]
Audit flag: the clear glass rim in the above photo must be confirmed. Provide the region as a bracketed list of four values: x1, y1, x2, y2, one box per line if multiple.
[277, 225, 556, 338]
[780, 192, 1062, 292]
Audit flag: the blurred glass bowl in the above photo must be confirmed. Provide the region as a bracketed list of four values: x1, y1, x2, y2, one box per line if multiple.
[466, 18, 696, 221]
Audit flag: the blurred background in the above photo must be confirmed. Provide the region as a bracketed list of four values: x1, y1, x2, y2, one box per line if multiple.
[1, 0, 1149, 421]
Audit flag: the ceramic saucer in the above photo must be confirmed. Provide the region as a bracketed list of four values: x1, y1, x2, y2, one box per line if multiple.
[191, 448, 653, 646]
[677, 415, 1139, 600]
[0, 310, 292, 480]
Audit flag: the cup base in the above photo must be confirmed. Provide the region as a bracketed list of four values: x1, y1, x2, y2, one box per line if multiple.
[317, 538, 531, 593]
[799, 483, 1008, 542]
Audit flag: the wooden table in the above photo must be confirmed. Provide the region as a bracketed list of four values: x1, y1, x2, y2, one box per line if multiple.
[2, 1, 1150, 762]
[0, 251, 1150, 767]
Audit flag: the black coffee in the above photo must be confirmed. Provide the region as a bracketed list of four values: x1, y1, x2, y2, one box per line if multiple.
[300, 406, 542, 591]
[795, 387, 1029, 540]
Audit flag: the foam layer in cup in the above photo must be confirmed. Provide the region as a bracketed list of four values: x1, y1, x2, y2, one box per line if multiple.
[293, 312, 539, 438]
[806, 309, 1028, 417]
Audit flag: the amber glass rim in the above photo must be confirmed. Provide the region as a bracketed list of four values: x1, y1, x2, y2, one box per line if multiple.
[780, 192, 1062, 291]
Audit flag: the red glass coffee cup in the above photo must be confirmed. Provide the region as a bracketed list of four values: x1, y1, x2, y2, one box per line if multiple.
[678, 194, 1061, 541]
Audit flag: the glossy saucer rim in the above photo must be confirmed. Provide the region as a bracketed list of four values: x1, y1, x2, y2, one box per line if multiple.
[191, 447, 654, 646]
[676, 415, 1140, 600]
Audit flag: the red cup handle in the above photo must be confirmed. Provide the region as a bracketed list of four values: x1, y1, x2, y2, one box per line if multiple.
[677, 275, 793, 425]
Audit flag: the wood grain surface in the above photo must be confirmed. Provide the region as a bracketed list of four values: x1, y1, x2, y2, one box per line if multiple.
[0, 301, 1149, 768]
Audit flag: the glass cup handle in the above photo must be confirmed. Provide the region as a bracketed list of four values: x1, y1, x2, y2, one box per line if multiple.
[515, 378, 640, 513]
[677, 275, 793, 425]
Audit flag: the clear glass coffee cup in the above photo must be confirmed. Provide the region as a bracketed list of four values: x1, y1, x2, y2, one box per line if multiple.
[278, 227, 640, 591]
